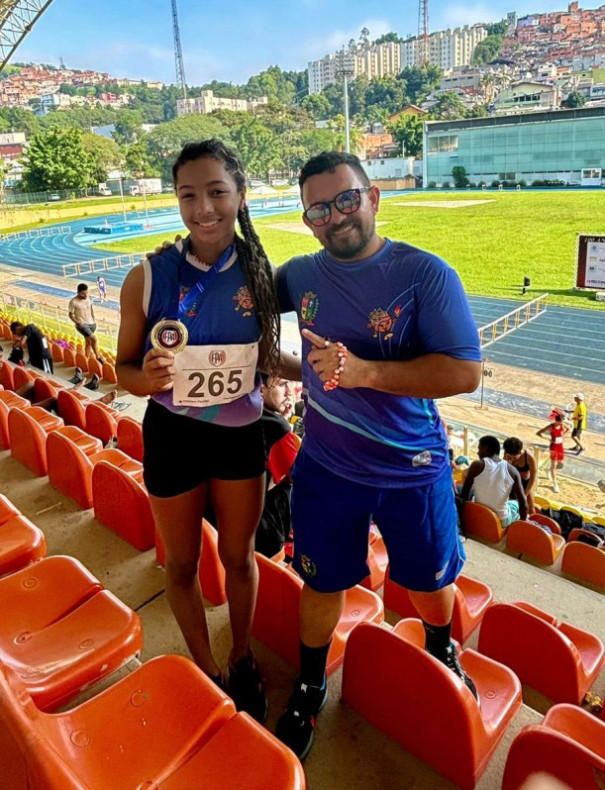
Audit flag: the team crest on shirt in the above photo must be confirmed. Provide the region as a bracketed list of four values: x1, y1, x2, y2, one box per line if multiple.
[300, 292, 319, 325]
[299, 554, 317, 578]
[232, 286, 254, 317]
[367, 306, 402, 340]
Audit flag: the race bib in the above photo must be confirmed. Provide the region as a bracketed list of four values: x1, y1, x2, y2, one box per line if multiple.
[173, 342, 259, 408]
[554, 437, 563, 444]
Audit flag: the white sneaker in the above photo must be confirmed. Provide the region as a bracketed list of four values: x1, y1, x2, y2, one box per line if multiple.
[552, 483, 560, 494]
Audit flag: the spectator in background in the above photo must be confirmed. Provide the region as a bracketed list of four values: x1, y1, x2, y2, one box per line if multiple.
[460, 435, 528, 526]
[9, 321, 53, 374]
[570, 393, 587, 455]
[536, 413, 569, 495]
[68, 283, 103, 364]
[503, 436, 537, 514]
[96, 275, 108, 303]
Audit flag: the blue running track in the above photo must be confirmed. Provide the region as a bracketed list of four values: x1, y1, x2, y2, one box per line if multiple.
[1, 201, 604, 385]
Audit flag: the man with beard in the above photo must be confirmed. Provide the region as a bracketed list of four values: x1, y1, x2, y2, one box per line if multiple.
[274, 151, 482, 759]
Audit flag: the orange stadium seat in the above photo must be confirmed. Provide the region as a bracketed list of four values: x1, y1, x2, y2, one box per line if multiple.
[506, 519, 565, 565]
[32, 377, 60, 402]
[8, 407, 64, 476]
[12, 366, 34, 390]
[478, 601, 605, 705]
[92, 458, 155, 550]
[361, 533, 389, 592]
[50, 342, 64, 364]
[0, 391, 30, 450]
[0, 512, 46, 577]
[0, 361, 16, 390]
[116, 415, 144, 461]
[530, 513, 561, 534]
[0, 494, 20, 525]
[56, 388, 89, 430]
[102, 360, 118, 384]
[75, 351, 89, 373]
[561, 541, 605, 588]
[342, 621, 522, 790]
[384, 572, 493, 645]
[85, 400, 118, 445]
[252, 554, 384, 675]
[0, 655, 238, 790]
[502, 703, 605, 790]
[47, 426, 107, 509]
[463, 501, 506, 543]
[87, 357, 103, 379]
[159, 710, 306, 790]
[568, 528, 604, 546]
[62, 346, 77, 368]
[0, 555, 142, 711]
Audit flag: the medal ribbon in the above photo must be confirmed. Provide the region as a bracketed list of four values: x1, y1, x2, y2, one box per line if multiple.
[176, 240, 236, 323]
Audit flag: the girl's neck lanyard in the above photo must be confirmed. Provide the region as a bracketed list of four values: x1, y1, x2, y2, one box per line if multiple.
[175, 239, 236, 324]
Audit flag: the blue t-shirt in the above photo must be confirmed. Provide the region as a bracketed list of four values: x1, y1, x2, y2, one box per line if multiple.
[276, 239, 481, 487]
[146, 240, 262, 426]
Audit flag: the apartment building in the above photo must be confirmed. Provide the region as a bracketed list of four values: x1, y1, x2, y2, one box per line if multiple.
[307, 42, 399, 95]
[400, 25, 488, 70]
[177, 90, 268, 117]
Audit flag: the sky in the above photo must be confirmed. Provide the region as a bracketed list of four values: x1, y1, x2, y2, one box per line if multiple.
[10, 0, 601, 87]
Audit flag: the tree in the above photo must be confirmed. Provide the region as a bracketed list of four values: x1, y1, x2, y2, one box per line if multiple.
[22, 127, 94, 191]
[452, 165, 469, 188]
[399, 65, 441, 105]
[472, 35, 504, 66]
[300, 93, 331, 120]
[326, 115, 363, 153]
[145, 114, 229, 181]
[0, 107, 41, 136]
[360, 27, 370, 45]
[112, 110, 145, 145]
[81, 133, 123, 183]
[563, 91, 586, 108]
[125, 141, 160, 178]
[430, 92, 467, 120]
[386, 114, 423, 157]
[486, 20, 508, 36]
[374, 32, 403, 45]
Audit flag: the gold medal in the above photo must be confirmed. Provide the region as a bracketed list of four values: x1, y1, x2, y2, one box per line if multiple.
[150, 319, 188, 353]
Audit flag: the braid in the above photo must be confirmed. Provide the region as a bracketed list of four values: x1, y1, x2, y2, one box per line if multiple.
[173, 138, 281, 376]
[236, 204, 281, 376]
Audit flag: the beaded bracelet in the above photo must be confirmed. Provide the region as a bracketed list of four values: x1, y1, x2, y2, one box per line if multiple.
[324, 342, 348, 391]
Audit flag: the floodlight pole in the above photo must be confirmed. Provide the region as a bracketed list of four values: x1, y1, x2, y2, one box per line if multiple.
[336, 48, 354, 154]
[118, 178, 127, 222]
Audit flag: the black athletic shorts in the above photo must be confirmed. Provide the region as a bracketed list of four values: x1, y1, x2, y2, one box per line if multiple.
[142, 397, 266, 498]
[572, 427, 583, 438]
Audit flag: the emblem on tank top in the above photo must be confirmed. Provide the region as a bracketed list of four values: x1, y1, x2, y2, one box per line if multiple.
[367, 305, 402, 340]
[232, 286, 254, 316]
[300, 292, 319, 325]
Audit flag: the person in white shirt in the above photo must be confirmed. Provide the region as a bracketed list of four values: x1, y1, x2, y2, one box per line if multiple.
[68, 283, 102, 363]
[460, 435, 528, 526]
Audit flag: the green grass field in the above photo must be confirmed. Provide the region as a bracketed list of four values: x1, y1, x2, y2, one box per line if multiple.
[91, 190, 605, 310]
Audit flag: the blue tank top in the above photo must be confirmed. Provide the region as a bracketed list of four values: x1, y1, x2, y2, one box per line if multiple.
[145, 240, 262, 426]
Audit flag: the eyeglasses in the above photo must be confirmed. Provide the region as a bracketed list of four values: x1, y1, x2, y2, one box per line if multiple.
[303, 187, 370, 227]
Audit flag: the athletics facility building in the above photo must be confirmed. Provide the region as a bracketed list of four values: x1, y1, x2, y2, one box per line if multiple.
[422, 106, 605, 187]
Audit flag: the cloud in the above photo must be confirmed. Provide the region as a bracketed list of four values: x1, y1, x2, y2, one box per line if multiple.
[437, 4, 502, 27]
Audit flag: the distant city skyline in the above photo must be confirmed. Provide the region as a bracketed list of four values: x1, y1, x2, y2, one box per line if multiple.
[10, 0, 604, 86]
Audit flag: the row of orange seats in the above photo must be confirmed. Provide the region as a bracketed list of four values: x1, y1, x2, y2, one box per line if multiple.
[464, 501, 605, 588]
[0, 495, 305, 789]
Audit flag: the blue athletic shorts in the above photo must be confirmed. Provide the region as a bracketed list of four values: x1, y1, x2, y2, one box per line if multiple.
[291, 450, 465, 593]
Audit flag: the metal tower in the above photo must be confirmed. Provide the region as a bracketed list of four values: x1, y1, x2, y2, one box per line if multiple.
[171, 0, 187, 100]
[417, 0, 429, 67]
[0, 0, 55, 74]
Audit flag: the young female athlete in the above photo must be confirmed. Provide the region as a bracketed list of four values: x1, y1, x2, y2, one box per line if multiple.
[536, 413, 569, 495]
[116, 139, 284, 722]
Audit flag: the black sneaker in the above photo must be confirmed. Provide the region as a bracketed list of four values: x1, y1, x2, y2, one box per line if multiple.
[439, 643, 479, 704]
[275, 678, 328, 760]
[68, 367, 83, 385]
[228, 653, 267, 723]
[84, 373, 100, 391]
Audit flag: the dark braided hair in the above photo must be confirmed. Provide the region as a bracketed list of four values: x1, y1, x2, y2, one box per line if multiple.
[172, 139, 280, 376]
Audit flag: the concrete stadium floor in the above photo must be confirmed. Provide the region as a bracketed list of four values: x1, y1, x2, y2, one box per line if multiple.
[1, 367, 604, 789]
